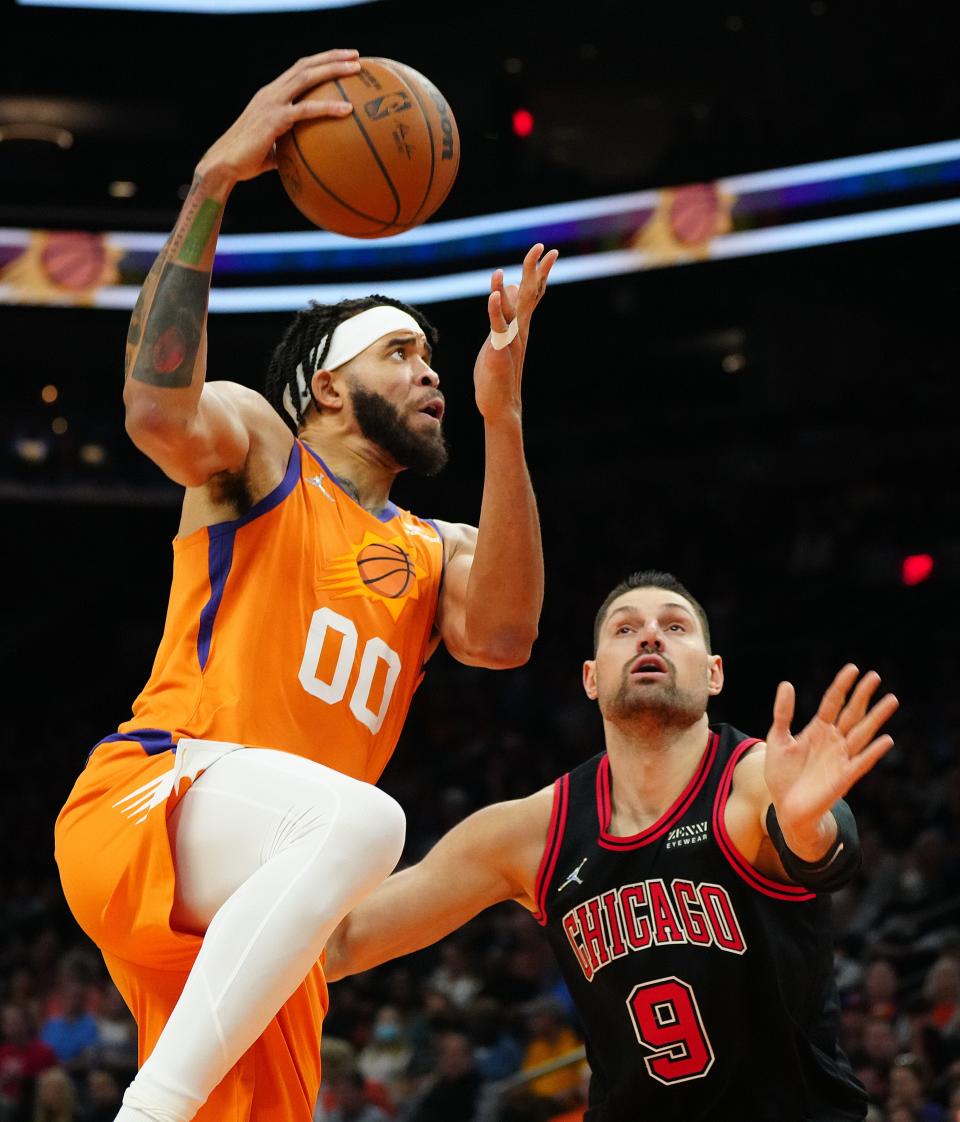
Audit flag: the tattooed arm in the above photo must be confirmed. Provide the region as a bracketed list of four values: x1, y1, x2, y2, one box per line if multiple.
[123, 50, 361, 487]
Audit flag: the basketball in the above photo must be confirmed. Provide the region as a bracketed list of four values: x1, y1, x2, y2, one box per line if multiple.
[356, 542, 415, 598]
[276, 57, 460, 239]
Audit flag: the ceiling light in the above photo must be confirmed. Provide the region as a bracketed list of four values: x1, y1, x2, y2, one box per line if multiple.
[0, 123, 73, 148]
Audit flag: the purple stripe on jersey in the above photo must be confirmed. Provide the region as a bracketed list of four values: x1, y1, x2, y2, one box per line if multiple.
[93, 728, 176, 756]
[207, 441, 301, 539]
[301, 442, 401, 523]
[198, 443, 302, 669]
[197, 530, 234, 672]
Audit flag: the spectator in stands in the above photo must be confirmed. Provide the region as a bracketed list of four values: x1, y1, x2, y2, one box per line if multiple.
[428, 943, 482, 1010]
[863, 957, 902, 1023]
[314, 1037, 393, 1121]
[90, 985, 136, 1080]
[0, 1003, 57, 1117]
[403, 1031, 480, 1122]
[357, 1007, 413, 1103]
[545, 1063, 591, 1122]
[323, 1069, 391, 1122]
[38, 980, 96, 1070]
[924, 957, 960, 1035]
[466, 996, 522, 1081]
[83, 1068, 122, 1122]
[886, 1054, 947, 1122]
[518, 997, 583, 1106]
[31, 1067, 76, 1122]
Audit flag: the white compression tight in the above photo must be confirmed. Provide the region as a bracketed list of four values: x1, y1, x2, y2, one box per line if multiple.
[115, 746, 406, 1122]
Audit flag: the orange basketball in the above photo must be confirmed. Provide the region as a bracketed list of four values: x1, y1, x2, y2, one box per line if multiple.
[356, 542, 415, 599]
[276, 57, 460, 239]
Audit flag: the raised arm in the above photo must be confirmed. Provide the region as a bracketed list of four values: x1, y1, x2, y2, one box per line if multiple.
[433, 244, 558, 668]
[324, 787, 553, 981]
[123, 51, 360, 487]
[725, 664, 898, 886]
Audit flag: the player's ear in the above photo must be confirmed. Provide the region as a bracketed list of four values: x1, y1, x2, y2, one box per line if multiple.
[311, 368, 342, 411]
[707, 653, 724, 697]
[583, 659, 599, 701]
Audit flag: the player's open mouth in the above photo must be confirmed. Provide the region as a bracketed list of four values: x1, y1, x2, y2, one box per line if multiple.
[630, 654, 668, 677]
[418, 399, 445, 421]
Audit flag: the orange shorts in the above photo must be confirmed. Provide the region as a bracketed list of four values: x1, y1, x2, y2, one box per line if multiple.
[54, 731, 328, 1122]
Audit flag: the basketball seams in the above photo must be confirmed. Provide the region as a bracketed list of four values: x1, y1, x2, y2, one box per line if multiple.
[289, 126, 396, 229]
[372, 58, 437, 228]
[278, 58, 458, 237]
[333, 77, 403, 227]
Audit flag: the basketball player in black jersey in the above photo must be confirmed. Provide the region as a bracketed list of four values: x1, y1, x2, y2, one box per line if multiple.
[325, 571, 898, 1122]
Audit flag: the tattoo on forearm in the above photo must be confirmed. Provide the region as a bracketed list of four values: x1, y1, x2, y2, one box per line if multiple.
[125, 173, 223, 386]
[130, 264, 210, 387]
[124, 244, 167, 380]
[179, 199, 222, 266]
[168, 176, 222, 265]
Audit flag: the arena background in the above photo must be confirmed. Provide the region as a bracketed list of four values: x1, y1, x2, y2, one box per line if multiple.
[2, 2, 959, 1120]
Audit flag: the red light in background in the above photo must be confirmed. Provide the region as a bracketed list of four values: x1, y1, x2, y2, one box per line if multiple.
[902, 554, 934, 586]
[512, 108, 535, 137]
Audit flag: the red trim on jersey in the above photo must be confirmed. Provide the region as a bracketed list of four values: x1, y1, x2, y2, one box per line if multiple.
[533, 774, 570, 925]
[595, 731, 719, 851]
[712, 737, 815, 901]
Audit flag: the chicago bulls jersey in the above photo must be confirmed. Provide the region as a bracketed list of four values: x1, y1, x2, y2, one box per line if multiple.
[117, 439, 444, 784]
[534, 724, 866, 1122]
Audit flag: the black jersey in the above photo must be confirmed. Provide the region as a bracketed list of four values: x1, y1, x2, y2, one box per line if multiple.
[534, 723, 866, 1122]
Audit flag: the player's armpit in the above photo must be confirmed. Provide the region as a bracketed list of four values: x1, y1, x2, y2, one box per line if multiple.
[325, 788, 553, 981]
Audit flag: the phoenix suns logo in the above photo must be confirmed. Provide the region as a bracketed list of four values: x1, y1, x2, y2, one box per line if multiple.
[319, 530, 428, 620]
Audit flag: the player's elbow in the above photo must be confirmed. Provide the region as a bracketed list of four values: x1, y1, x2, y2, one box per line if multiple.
[124, 393, 188, 446]
[324, 921, 357, 982]
[464, 628, 538, 669]
[123, 402, 211, 489]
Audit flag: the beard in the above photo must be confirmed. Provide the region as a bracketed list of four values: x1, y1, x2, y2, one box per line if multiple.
[349, 383, 449, 476]
[604, 663, 707, 731]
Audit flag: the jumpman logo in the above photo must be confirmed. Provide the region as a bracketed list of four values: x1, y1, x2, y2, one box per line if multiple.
[307, 474, 335, 502]
[557, 858, 588, 893]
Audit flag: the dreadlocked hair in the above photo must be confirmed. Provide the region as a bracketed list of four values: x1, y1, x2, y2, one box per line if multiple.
[264, 295, 440, 435]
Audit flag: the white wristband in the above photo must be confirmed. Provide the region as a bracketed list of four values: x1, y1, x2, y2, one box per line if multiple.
[489, 318, 519, 350]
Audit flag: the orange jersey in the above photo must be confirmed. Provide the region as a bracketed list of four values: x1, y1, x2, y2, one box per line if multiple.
[119, 439, 444, 783]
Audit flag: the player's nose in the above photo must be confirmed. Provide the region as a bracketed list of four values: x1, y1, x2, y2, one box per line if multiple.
[638, 622, 664, 648]
[416, 364, 440, 388]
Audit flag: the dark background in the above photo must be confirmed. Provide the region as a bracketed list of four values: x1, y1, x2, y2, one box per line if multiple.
[1, 2, 959, 1118]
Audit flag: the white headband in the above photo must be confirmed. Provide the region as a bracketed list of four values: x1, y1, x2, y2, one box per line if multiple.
[282, 305, 425, 425]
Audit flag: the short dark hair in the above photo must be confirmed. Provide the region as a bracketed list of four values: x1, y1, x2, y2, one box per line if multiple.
[264, 296, 439, 434]
[593, 570, 711, 653]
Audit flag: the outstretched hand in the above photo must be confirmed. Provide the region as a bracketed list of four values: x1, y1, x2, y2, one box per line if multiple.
[474, 243, 559, 424]
[764, 664, 899, 845]
[196, 50, 360, 183]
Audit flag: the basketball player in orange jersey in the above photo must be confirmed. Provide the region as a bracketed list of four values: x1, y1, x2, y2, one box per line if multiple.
[326, 572, 900, 1122]
[53, 50, 557, 1122]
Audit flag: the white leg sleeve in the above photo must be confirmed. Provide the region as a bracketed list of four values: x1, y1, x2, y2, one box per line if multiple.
[115, 747, 405, 1122]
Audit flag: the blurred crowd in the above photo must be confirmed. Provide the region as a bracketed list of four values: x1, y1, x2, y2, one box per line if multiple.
[2, 655, 958, 1122]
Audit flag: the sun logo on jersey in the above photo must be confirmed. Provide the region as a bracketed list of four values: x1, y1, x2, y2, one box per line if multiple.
[319, 530, 427, 621]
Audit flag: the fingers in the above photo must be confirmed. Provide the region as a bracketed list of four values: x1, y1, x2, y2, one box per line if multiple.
[837, 669, 881, 735]
[488, 289, 508, 333]
[816, 663, 859, 725]
[273, 51, 361, 105]
[514, 245, 559, 318]
[291, 99, 354, 122]
[847, 692, 900, 755]
[771, 680, 796, 739]
[845, 734, 895, 785]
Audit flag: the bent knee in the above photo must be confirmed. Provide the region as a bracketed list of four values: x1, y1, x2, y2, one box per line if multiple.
[345, 785, 406, 864]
